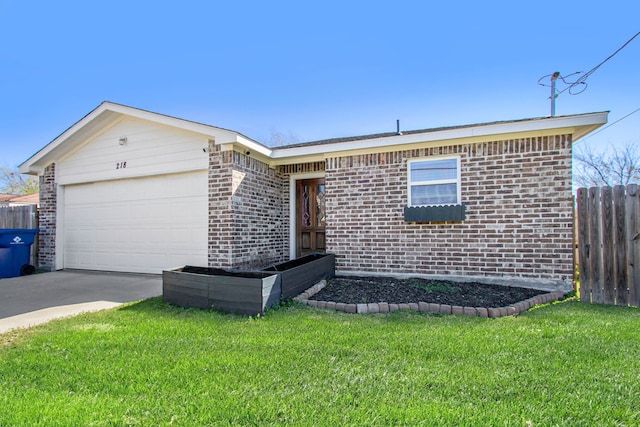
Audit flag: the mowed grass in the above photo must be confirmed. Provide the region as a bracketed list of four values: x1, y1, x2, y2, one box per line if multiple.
[1, 298, 640, 426]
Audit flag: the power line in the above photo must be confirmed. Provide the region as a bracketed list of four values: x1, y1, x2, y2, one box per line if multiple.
[566, 31, 640, 95]
[576, 106, 640, 143]
[538, 31, 640, 115]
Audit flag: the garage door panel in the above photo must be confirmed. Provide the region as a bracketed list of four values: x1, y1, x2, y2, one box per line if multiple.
[64, 172, 207, 274]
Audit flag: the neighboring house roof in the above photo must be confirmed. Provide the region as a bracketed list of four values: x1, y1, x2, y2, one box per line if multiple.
[0, 194, 14, 204]
[0, 193, 39, 206]
[19, 101, 608, 174]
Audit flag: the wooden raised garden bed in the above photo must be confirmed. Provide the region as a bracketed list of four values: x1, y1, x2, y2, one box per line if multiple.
[163, 253, 336, 315]
[262, 253, 336, 300]
[163, 266, 281, 316]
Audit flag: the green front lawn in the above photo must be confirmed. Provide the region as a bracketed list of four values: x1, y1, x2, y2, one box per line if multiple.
[1, 298, 639, 426]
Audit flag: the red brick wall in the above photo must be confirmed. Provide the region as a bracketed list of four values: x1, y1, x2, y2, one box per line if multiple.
[325, 135, 574, 284]
[208, 135, 573, 284]
[208, 144, 289, 270]
[229, 151, 287, 269]
[37, 163, 56, 271]
[208, 143, 234, 269]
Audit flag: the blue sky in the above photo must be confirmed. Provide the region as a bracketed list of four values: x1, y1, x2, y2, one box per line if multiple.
[1, 1, 638, 169]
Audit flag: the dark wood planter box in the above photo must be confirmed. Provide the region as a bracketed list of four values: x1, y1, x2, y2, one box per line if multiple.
[262, 253, 336, 300]
[163, 266, 281, 316]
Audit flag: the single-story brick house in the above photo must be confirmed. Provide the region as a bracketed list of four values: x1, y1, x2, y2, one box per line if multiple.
[19, 102, 607, 289]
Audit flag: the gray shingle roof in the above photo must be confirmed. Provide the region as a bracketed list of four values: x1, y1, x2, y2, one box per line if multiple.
[276, 113, 589, 149]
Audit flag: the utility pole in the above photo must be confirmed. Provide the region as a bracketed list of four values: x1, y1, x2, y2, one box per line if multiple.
[550, 71, 560, 116]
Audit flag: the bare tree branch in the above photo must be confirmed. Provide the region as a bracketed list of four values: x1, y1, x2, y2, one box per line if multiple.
[266, 129, 301, 147]
[0, 167, 39, 195]
[574, 142, 640, 188]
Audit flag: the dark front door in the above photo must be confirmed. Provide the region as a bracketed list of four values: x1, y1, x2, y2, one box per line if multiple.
[296, 178, 326, 257]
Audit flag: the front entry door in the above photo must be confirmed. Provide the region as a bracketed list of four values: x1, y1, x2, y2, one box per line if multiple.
[296, 178, 326, 257]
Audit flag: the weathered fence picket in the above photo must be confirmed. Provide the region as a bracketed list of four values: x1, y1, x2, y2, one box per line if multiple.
[630, 184, 640, 307]
[614, 185, 627, 306]
[577, 188, 590, 302]
[577, 184, 640, 306]
[601, 186, 614, 304]
[589, 187, 602, 302]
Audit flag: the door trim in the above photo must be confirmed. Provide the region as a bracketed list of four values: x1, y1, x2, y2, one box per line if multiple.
[289, 172, 325, 260]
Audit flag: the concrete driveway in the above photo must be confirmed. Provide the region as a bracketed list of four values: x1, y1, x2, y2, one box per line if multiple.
[0, 270, 162, 333]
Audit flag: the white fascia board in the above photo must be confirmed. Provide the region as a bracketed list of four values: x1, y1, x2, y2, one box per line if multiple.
[18, 101, 264, 174]
[109, 104, 270, 154]
[270, 112, 608, 159]
[21, 165, 44, 175]
[103, 102, 246, 144]
[18, 162, 42, 175]
[232, 135, 273, 157]
[19, 103, 117, 174]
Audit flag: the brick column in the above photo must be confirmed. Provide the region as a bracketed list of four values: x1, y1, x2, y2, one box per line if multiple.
[37, 163, 57, 271]
[207, 141, 234, 269]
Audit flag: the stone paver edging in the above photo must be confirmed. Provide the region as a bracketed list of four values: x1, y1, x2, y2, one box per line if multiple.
[293, 280, 566, 318]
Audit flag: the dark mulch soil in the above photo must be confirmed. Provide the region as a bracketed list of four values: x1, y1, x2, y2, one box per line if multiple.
[310, 276, 546, 307]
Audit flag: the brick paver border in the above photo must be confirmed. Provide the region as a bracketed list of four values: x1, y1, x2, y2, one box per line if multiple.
[293, 280, 566, 318]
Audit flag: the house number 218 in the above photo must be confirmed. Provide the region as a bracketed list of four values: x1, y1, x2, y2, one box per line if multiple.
[116, 161, 127, 169]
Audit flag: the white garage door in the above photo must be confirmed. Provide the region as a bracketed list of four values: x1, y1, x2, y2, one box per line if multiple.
[63, 171, 208, 274]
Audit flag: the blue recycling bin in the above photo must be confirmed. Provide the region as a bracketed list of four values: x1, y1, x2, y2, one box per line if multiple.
[0, 229, 39, 279]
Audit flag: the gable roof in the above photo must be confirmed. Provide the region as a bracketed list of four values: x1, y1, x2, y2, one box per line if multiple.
[19, 101, 268, 174]
[19, 102, 608, 174]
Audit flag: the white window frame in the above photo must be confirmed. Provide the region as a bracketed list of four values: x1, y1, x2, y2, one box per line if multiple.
[407, 156, 461, 207]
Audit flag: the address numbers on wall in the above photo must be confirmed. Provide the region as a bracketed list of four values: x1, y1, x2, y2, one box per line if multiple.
[116, 161, 127, 169]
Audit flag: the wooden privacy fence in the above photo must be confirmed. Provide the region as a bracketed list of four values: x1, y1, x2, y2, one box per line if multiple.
[0, 205, 38, 228]
[576, 185, 640, 306]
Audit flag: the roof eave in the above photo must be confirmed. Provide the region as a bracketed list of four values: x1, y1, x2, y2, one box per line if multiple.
[270, 112, 608, 160]
[18, 107, 608, 174]
[18, 101, 269, 175]
[19, 102, 113, 174]
[233, 135, 273, 157]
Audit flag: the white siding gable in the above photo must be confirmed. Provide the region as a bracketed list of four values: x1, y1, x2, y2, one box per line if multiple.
[57, 116, 210, 185]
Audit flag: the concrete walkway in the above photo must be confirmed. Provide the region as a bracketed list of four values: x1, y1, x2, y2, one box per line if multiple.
[0, 270, 162, 333]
